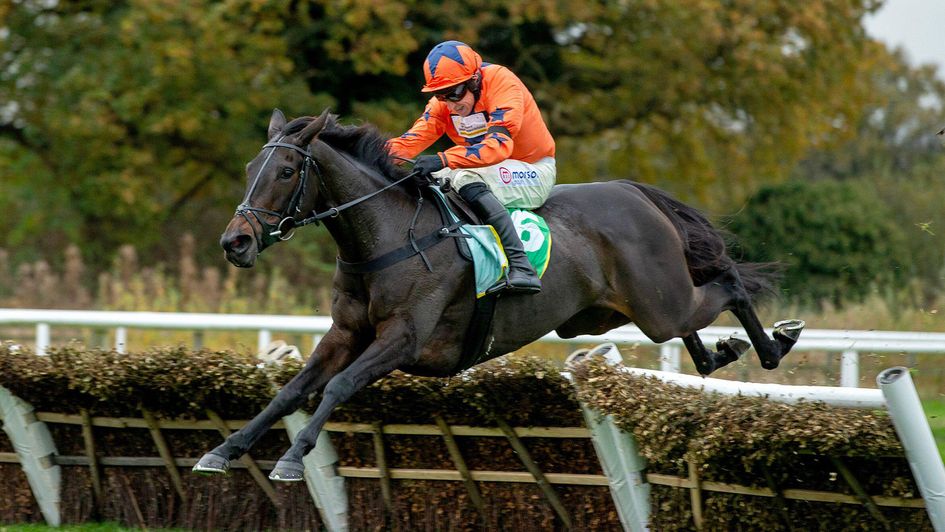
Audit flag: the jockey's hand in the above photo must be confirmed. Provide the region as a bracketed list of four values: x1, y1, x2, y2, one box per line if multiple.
[412, 155, 445, 186]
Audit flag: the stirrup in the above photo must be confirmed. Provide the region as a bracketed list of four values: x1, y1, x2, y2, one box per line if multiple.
[484, 280, 508, 295]
[507, 281, 541, 294]
[483, 276, 542, 295]
[506, 271, 542, 294]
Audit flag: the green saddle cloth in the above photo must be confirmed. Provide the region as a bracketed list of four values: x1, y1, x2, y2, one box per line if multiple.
[463, 209, 551, 298]
[430, 188, 551, 298]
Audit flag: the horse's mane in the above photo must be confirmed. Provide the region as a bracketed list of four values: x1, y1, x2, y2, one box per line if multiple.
[283, 115, 409, 182]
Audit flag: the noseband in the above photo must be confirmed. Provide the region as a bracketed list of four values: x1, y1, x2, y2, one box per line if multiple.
[234, 139, 415, 251]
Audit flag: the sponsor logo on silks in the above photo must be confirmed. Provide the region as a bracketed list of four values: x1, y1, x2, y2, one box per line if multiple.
[498, 166, 540, 186]
[452, 112, 488, 139]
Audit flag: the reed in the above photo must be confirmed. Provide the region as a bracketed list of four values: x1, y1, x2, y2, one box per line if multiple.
[0, 235, 329, 350]
[2, 235, 945, 350]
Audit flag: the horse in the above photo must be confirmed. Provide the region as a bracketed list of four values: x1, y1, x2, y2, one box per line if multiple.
[194, 108, 804, 481]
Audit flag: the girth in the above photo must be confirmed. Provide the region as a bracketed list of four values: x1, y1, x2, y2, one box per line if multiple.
[334, 185, 500, 374]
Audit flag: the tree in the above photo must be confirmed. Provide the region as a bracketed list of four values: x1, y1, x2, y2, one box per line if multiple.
[791, 49, 945, 302]
[0, 0, 929, 305]
[0, 0, 329, 266]
[548, 1, 887, 206]
[281, 0, 887, 205]
[726, 179, 909, 307]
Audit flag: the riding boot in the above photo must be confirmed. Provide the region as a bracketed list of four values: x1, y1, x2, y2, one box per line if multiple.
[459, 182, 542, 294]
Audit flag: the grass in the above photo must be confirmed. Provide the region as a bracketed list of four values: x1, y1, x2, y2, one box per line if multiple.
[924, 398, 945, 460]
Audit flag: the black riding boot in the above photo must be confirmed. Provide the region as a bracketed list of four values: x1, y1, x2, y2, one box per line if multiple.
[459, 182, 542, 294]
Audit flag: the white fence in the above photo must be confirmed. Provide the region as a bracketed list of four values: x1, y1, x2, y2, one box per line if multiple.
[2, 308, 945, 388]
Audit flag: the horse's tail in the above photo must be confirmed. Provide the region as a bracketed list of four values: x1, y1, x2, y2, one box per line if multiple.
[629, 182, 776, 299]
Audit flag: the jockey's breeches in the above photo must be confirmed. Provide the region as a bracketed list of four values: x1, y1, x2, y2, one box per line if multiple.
[432, 157, 556, 209]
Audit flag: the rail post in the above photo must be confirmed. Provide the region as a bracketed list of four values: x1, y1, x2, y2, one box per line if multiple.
[35, 323, 50, 356]
[877, 367, 945, 530]
[283, 411, 348, 532]
[659, 344, 681, 373]
[115, 327, 127, 354]
[0, 386, 61, 526]
[840, 349, 859, 387]
[258, 329, 272, 354]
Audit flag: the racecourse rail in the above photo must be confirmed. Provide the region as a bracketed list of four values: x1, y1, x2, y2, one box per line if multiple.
[4, 308, 945, 388]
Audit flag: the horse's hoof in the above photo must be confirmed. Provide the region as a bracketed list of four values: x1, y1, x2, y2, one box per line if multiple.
[695, 361, 713, 376]
[773, 319, 805, 351]
[716, 337, 751, 363]
[193, 452, 230, 475]
[696, 356, 724, 376]
[269, 459, 305, 482]
[564, 348, 590, 368]
[774, 319, 805, 340]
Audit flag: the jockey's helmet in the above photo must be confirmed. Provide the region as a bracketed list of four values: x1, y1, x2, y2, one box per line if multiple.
[421, 41, 482, 93]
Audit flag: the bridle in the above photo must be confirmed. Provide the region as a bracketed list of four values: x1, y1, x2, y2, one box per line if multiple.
[234, 135, 465, 274]
[234, 137, 415, 251]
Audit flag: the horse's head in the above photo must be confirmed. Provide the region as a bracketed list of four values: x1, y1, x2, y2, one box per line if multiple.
[221, 108, 332, 267]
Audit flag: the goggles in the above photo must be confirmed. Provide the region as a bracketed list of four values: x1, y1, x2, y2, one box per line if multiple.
[434, 82, 469, 102]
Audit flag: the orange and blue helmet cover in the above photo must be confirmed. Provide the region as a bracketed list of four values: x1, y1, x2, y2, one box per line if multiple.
[422, 41, 483, 92]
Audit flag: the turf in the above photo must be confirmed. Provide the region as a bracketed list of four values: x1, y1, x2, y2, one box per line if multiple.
[924, 398, 945, 460]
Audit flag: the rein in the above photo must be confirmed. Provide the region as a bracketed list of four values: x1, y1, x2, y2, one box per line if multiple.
[235, 140, 416, 249]
[234, 138, 464, 273]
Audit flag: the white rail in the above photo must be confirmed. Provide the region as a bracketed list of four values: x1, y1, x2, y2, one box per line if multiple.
[2, 309, 944, 388]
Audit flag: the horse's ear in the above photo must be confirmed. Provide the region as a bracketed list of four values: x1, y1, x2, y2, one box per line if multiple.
[268, 109, 287, 139]
[296, 108, 333, 147]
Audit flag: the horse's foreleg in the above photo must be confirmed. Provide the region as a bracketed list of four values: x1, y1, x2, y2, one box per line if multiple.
[193, 328, 362, 475]
[269, 320, 417, 481]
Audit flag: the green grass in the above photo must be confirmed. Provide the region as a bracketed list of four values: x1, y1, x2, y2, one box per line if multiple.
[925, 398, 945, 460]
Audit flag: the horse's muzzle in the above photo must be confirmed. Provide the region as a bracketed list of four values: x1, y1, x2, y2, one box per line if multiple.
[220, 229, 257, 268]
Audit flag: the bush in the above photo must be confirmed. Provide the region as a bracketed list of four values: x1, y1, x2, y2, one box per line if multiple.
[726, 179, 909, 307]
[0, 345, 614, 530]
[0, 344, 933, 529]
[0, 344, 287, 419]
[570, 357, 929, 531]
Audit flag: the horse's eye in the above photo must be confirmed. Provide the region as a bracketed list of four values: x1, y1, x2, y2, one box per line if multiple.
[279, 167, 295, 179]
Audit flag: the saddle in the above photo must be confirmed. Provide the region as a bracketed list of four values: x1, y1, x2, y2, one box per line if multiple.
[431, 186, 551, 298]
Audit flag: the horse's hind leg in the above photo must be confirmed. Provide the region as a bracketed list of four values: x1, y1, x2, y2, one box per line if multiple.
[667, 270, 754, 375]
[716, 267, 805, 370]
[683, 332, 751, 375]
[675, 265, 803, 373]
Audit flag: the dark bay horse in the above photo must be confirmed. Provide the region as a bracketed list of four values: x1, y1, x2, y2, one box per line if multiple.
[194, 109, 804, 481]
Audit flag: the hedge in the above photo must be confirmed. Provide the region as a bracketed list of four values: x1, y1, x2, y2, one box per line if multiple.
[0, 344, 612, 530]
[0, 343, 932, 530]
[570, 357, 930, 530]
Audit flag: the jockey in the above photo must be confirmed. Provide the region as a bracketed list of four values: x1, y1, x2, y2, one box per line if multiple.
[387, 40, 556, 294]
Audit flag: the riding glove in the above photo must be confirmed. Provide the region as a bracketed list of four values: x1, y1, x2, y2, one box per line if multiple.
[412, 154, 446, 186]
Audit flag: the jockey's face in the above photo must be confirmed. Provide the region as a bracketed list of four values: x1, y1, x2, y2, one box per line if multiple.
[443, 89, 476, 117]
